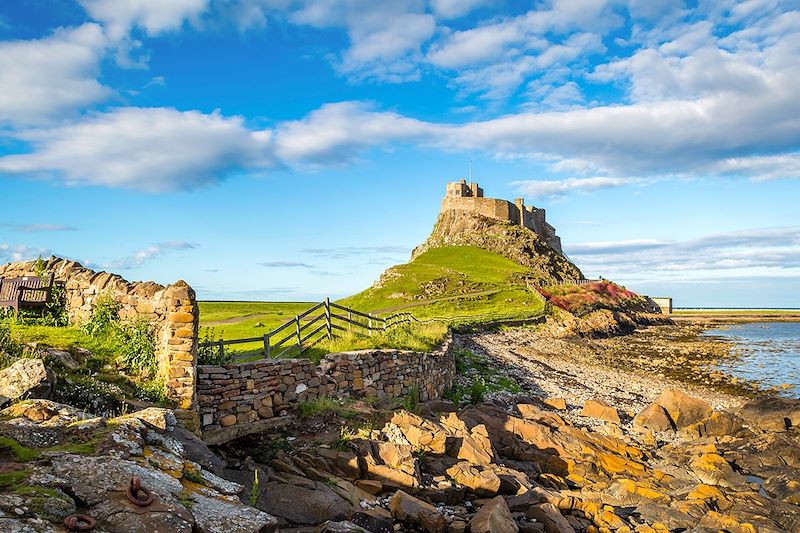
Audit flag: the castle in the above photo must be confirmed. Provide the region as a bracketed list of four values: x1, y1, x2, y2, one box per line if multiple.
[442, 180, 564, 255]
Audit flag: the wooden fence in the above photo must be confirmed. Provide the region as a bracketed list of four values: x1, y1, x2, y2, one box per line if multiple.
[199, 298, 416, 359]
[533, 277, 603, 288]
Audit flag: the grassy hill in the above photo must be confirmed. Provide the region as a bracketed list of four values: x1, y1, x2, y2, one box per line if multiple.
[339, 245, 547, 323]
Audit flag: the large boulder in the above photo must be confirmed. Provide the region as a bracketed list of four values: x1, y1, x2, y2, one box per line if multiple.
[637, 389, 712, 430]
[388, 490, 447, 533]
[740, 396, 800, 432]
[259, 481, 352, 525]
[580, 399, 620, 425]
[0, 359, 55, 406]
[469, 496, 518, 533]
[632, 403, 674, 432]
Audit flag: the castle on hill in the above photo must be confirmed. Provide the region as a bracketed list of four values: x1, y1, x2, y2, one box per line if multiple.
[442, 179, 564, 255]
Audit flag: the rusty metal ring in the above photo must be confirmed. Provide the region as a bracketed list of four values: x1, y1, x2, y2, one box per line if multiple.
[127, 485, 154, 506]
[64, 514, 97, 531]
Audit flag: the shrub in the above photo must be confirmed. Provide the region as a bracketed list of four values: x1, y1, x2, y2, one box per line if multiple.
[82, 293, 121, 337]
[0, 321, 23, 366]
[115, 320, 157, 375]
[197, 327, 231, 365]
[82, 294, 158, 376]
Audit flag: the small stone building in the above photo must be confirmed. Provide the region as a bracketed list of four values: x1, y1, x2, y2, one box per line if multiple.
[441, 179, 564, 254]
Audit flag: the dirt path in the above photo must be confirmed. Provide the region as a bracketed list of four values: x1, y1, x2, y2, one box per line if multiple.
[371, 289, 500, 314]
[203, 313, 268, 326]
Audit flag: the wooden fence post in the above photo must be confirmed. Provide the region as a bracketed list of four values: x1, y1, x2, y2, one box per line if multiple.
[295, 315, 302, 350]
[263, 333, 271, 358]
[348, 310, 352, 332]
[368, 316, 373, 337]
[218, 340, 225, 359]
[325, 297, 332, 339]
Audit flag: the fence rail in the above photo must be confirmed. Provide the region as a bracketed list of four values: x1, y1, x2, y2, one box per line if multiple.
[199, 298, 417, 360]
[532, 277, 603, 288]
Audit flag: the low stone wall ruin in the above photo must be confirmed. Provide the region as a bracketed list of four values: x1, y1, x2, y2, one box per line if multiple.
[197, 335, 455, 444]
[0, 257, 199, 429]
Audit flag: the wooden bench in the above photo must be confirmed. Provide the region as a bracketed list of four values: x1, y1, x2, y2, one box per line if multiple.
[0, 275, 54, 315]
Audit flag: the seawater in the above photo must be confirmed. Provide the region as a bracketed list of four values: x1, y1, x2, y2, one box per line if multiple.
[703, 322, 800, 398]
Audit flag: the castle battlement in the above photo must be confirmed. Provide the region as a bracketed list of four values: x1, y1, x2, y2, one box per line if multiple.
[441, 179, 563, 255]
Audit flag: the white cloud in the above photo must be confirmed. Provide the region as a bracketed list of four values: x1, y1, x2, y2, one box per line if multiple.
[0, 107, 273, 192]
[567, 226, 800, 283]
[0, 24, 110, 125]
[101, 241, 198, 270]
[0, 244, 51, 264]
[273, 101, 437, 164]
[511, 177, 642, 198]
[713, 154, 800, 181]
[290, 1, 436, 82]
[430, 0, 495, 19]
[79, 0, 209, 40]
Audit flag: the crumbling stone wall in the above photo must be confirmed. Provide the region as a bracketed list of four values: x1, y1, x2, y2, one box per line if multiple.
[0, 257, 199, 429]
[197, 335, 455, 444]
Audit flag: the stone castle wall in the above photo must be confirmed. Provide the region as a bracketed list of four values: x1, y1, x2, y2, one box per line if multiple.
[440, 184, 564, 254]
[0, 257, 198, 428]
[197, 336, 455, 444]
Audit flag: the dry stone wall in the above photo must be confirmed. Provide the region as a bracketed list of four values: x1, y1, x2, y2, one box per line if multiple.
[197, 335, 455, 444]
[0, 257, 199, 429]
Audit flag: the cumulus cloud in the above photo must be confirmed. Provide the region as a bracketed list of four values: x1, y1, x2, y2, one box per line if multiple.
[430, 0, 495, 19]
[290, 0, 436, 82]
[79, 0, 209, 39]
[567, 226, 800, 282]
[0, 24, 110, 125]
[0, 107, 274, 192]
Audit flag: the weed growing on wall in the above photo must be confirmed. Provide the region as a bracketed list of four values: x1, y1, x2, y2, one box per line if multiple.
[82, 293, 158, 376]
[197, 327, 231, 365]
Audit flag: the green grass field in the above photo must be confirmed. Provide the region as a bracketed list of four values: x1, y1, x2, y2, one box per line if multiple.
[198, 246, 548, 357]
[340, 246, 546, 322]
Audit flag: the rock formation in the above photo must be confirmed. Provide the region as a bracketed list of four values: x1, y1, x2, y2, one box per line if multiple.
[411, 183, 583, 282]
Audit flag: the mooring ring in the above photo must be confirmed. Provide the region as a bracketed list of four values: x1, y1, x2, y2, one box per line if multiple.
[126, 476, 155, 506]
[64, 514, 97, 531]
[126, 485, 154, 506]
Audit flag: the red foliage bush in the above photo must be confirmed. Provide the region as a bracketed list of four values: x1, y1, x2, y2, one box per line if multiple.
[536, 281, 642, 316]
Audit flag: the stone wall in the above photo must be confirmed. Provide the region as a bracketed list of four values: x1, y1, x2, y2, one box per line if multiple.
[0, 257, 199, 429]
[197, 335, 455, 444]
[440, 183, 565, 255]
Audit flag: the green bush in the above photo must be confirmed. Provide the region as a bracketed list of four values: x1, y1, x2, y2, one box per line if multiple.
[197, 327, 231, 365]
[115, 320, 157, 374]
[82, 294, 157, 376]
[82, 293, 121, 337]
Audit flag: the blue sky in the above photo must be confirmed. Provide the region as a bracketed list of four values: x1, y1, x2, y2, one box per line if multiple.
[1, 0, 799, 307]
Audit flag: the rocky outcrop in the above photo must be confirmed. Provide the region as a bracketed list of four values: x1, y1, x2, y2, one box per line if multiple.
[237, 393, 800, 532]
[0, 400, 276, 533]
[0, 358, 54, 406]
[411, 211, 582, 282]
